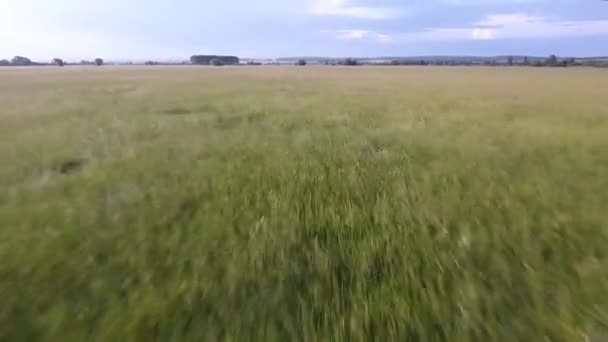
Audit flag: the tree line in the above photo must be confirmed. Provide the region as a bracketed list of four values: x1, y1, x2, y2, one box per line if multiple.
[3, 54, 606, 68]
[312, 55, 585, 67]
[0, 56, 104, 67]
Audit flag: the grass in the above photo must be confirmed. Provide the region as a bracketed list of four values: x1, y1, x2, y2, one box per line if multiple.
[1, 66, 607, 341]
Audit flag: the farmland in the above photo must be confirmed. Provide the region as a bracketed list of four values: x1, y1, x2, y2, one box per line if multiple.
[1, 66, 607, 341]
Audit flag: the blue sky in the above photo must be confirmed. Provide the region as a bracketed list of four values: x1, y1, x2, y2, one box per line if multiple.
[2, 0, 608, 60]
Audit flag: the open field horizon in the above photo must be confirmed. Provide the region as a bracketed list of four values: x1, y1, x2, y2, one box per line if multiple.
[1, 67, 607, 341]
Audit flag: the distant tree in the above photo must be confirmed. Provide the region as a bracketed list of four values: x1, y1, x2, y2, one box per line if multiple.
[210, 59, 225, 66]
[296, 59, 307, 66]
[11, 56, 32, 66]
[532, 60, 545, 67]
[507, 56, 514, 66]
[565, 57, 576, 66]
[420, 60, 428, 66]
[343, 58, 358, 66]
[52, 58, 65, 67]
[523, 56, 529, 65]
[548, 54, 558, 66]
[144, 61, 158, 65]
[0, 59, 10, 66]
[94, 58, 104, 66]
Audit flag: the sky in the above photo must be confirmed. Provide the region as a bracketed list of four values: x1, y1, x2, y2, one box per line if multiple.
[1, 0, 608, 61]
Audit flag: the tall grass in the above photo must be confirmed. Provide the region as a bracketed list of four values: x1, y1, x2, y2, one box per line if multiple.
[1, 66, 607, 341]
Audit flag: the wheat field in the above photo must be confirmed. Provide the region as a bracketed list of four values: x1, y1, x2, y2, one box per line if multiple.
[1, 66, 607, 341]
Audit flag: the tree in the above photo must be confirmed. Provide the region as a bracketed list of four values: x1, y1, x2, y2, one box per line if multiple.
[52, 58, 65, 67]
[343, 58, 358, 66]
[11, 56, 32, 66]
[548, 54, 558, 66]
[0, 59, 10, 66]
[523, 56, 529, 65]
[507, 56, 514, 66]
[532, 60, 545, 67]
[296, 59, 307, 66]
[566, 58, 576, 66]
[95, 58, 104, 66]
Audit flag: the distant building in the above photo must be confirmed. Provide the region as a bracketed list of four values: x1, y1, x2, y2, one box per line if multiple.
[190, 55, 239, 65]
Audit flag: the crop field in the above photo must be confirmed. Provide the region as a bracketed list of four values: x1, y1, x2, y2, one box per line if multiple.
[1, 66, 607, 341]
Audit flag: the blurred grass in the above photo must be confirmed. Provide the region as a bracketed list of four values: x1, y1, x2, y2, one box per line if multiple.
[1, 66, 607, 341]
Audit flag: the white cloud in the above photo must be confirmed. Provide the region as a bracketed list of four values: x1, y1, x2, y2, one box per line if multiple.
[472, 28, 497, 40]
[326, 13, 608, 45]
[443, 0, 547, 4]
[471, 14, 608, 39]
[376, 33, 394, 43]
[422, 15, 608, 41]
[311, 0, 401, 19]
[334, 29, 370, 39]
[325, 29, 394, 43]
[0, 28, 190, 61]
[476, 14, 544, 27]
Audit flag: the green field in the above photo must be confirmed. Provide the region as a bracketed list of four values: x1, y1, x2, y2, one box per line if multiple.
[1, 66, 607, 341]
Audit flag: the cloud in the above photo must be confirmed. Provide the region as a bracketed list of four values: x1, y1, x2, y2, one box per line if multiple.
[471, 14, 608, 39]
[311, 0, 401, 19]
[442, 0, 547, 4]
[376, 33, 394, 44]
[325, 29, 394, 43]
[334, 29, 370, 39]
[326, 14, 608, 44]
[424, 14, 608, 41]
[0, 28, 190, 60]
[472, 28, 497, 40]
[475, 14, 544, 27]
